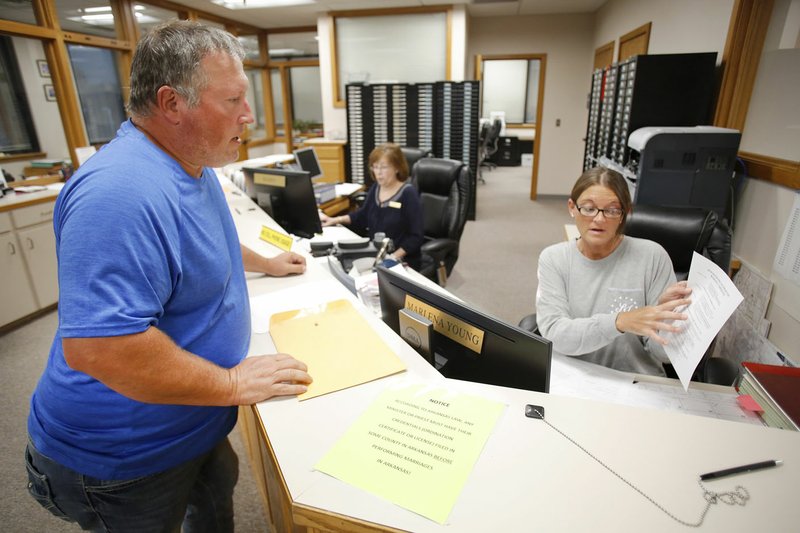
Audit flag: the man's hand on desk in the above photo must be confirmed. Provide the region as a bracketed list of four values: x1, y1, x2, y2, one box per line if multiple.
[264, 252, 306, 276]
[241, 245, 306, 276]
[227, 353, 313, 404]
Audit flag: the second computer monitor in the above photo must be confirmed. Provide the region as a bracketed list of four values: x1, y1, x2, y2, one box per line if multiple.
[376, 266, 551, 393]
[243, 166, 322, 239]
[293, 146, 323, 181]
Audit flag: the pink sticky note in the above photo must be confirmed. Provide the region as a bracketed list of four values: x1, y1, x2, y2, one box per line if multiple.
[737, 395, 763, 413]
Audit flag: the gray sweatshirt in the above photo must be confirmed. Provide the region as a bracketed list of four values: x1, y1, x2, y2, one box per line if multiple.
[536, 236, 676, 376]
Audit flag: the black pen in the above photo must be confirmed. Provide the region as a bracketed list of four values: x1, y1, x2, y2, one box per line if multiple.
[700, 460, 783, 481]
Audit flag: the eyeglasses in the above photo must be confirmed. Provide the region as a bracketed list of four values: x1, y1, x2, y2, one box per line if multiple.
[371, 165, 393, 172]
[576, 205, 623, 219]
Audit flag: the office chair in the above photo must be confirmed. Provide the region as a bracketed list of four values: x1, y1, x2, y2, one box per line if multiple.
[400, 146, 432, 186]
[478, 119, 501, 183]
[412, 158, 472, 286]
[519, 204, 738, 385]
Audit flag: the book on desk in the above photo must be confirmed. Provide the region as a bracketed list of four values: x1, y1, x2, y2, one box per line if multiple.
[737, 362, 800, 431]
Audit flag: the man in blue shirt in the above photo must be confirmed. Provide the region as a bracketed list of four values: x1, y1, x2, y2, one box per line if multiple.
[25, 21, 312, 532]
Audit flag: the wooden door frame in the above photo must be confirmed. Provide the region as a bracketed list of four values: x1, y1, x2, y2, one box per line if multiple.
[475, 53, 547, 200]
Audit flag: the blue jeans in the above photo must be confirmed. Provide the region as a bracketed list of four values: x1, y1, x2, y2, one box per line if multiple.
[25, 437, 238, 533]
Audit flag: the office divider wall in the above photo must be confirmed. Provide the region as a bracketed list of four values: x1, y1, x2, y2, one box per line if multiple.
[346, 81, 479, 220]
[583, 53, 717, 171]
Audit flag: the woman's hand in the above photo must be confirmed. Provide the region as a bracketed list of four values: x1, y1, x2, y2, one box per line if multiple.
[319, 213, 336, 226]
[615, 295, 691, 346]
[658, 280, 692, 305]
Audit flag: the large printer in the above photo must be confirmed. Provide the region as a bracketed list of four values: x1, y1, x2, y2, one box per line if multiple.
[624, 126, 741, 220]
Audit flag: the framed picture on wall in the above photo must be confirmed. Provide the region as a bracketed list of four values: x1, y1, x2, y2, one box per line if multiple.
[36, 59, 50, 78]
[43, 84, 56, 102]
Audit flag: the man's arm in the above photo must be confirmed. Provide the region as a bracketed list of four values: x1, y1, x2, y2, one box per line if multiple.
[241, 244, 306, 276]
[63, 327, 312, 406]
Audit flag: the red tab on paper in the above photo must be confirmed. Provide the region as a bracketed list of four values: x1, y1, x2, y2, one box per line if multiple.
[737, 394, 763, 413]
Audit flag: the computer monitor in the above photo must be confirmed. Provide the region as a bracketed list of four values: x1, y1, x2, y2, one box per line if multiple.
[293, 146, 323, 181]
[376, 266, 551, 393]
[243, 166, 322, 239]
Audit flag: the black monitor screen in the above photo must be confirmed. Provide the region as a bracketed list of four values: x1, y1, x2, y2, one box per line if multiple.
[243, 166, 322, 239]
[293, 146, 323, 180]
[376, 266, 551, 393]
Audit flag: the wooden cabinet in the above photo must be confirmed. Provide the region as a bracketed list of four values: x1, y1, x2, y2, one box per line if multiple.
[0, 218, 39, 326]
[300, 139, 347, 183]
[0, 199, 58, 329]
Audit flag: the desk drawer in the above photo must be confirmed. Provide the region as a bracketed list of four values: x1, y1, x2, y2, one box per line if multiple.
[11, 202, 56, 229]
[0, 212, 11, 233]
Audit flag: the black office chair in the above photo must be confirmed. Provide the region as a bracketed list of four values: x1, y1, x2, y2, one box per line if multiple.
[478, 119, 501, 183]
[519, 204, 738, 385]
[413, 158, 472, 286]
[401, 146, 432, 184]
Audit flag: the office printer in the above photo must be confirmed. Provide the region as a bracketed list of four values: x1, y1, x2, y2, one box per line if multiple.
[626, 126, 741, 219]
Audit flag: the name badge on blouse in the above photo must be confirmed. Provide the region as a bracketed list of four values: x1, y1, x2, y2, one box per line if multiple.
[389, 201, 402, 209]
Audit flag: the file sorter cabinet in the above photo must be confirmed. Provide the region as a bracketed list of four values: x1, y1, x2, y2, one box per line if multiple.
[346, 82, 480, 220]
[583, 52, 717, 170]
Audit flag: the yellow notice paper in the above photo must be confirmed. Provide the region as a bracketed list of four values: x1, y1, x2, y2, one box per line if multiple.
[315, 383, 506, 524]
[259, 225, 293, 251]
[269, 299, 406, 400]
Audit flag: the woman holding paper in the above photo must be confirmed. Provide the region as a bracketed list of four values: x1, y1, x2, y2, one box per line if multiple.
[535, 167, 691, 375]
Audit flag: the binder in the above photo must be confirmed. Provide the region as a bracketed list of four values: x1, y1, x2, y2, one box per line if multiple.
[738, 362, 800, 431]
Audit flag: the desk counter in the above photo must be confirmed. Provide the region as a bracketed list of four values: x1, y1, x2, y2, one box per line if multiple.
[222, 177, 800, 533]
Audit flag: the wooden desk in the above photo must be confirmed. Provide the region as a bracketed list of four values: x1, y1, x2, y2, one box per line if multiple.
[300, 138, 348, 184]
[221, 177, 800, 532]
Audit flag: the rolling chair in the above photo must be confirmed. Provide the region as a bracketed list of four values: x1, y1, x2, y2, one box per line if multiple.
[477, 119, 501, 183]
[413, 158, 472, 286]
[519, 204, 738, 385]
[401, 146, 432, 183]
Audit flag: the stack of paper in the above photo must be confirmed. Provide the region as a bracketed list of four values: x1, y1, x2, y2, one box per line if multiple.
[737, 362, 800, 431]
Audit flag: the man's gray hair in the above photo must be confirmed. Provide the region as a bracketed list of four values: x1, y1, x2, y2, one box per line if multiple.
[127, 20, 245, 116]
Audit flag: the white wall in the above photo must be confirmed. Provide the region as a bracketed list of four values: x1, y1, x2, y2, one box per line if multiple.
[5, 36, 69, 178]
[467, 13, 595, 195]
[593, 0, 734, 59]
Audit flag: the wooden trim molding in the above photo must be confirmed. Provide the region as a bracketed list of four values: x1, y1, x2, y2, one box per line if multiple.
[739, 151, 800, 190]
[714, 0, 773, 131]
[0, 18, 57, 39]
[714, 0, 798, 190]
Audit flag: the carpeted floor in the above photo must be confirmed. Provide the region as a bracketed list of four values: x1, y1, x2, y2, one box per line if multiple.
[0, 164, 568, 532]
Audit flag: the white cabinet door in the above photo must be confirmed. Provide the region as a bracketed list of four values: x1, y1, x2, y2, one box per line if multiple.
[0, 232, 39, 326]
[18, 223, 59, 308]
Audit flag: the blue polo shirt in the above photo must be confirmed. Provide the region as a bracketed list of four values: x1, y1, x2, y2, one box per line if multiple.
[28, 120, 250, 480]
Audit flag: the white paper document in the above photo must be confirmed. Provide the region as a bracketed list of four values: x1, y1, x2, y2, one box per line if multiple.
[663, 252, 744, 391]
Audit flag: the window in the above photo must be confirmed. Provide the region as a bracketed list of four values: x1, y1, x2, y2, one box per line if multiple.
[0, 0, 37, 26]
[55, 0, 119, 39]
[289, 66, 322, 133]
[67, 44, 126, 144]
[0, 36, 40, 155]
[245, 68, 266, 139]
[270, 68, 284, 137]
[479, 57, 542, 126]
[135, 3, 181, 35]
[239, 34, 262, 62]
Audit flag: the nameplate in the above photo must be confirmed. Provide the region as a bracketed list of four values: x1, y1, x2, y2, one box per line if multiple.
[389, 201, 402, 209]
[254, 173, 285, 187]
[404, 295, 484, 354]
[259, 225, 293, 251]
